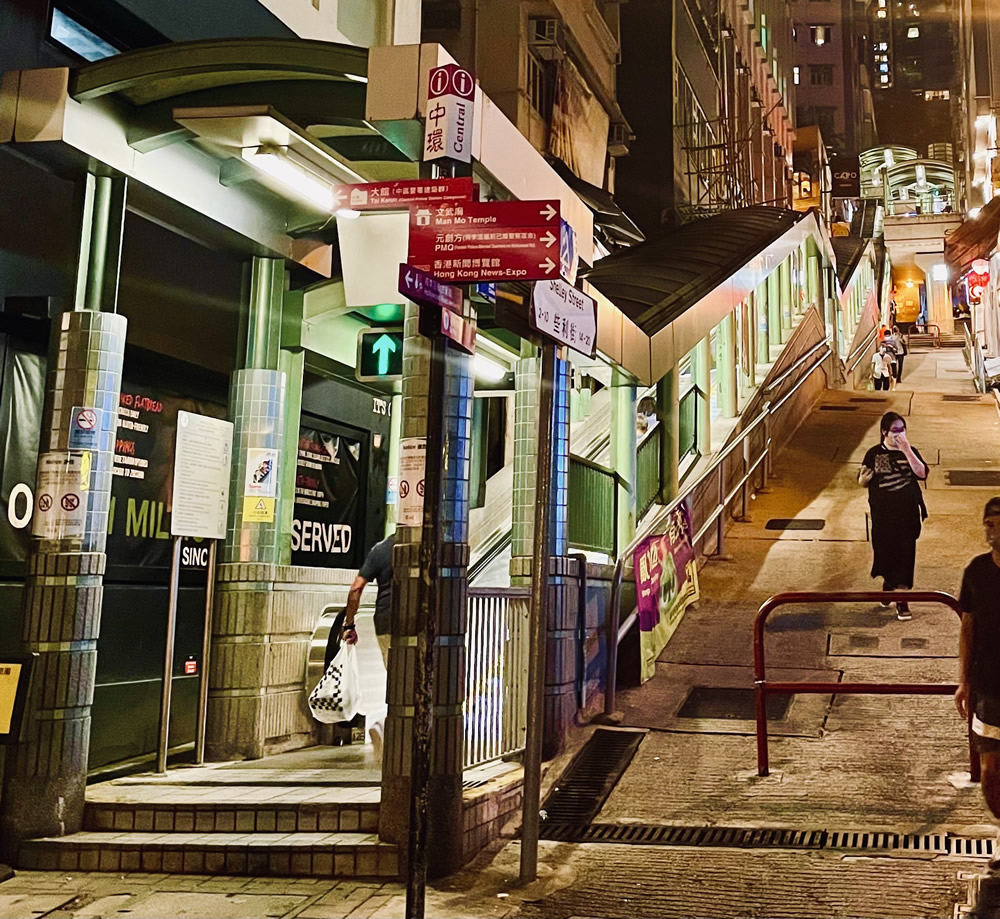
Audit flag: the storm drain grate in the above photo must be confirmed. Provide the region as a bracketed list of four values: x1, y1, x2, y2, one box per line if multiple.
[948, 470, 1000, 487]
[943, 394, 982, 401]
[677, 686, 794, 721]
[538, 822, 995, 857]
[849, 397, 888, 403]
[540, 729, 644, 825]
[765, 518, 826, 531]
[820, 405, 859, 411]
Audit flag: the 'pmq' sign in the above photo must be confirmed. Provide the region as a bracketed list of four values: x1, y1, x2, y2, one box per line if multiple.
[356, 328, 404, 382]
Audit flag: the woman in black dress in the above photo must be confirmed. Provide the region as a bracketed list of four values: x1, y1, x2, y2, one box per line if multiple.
[858, 411, 928, 620]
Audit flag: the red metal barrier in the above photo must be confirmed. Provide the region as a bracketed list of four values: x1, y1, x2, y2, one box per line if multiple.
[754, 590, 978, 779]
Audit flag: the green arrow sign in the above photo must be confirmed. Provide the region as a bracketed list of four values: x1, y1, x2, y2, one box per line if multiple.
[372, 334, 398, 376]
[356, 328, 404, 382]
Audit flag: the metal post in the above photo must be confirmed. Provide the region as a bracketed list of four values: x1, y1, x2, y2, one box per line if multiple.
[762, 406, 772, 488]
[604, 560, 623, 718]
[156, 536, 183, 774]
[520, 343, 557, 885]
[571, 553, 588, 710]
[194, 540, 217, 765]
[755, 681, 770, 777]
[740, 438, 750, 520]
[716, 466, 726, 556]
[406, 333, 447, 919]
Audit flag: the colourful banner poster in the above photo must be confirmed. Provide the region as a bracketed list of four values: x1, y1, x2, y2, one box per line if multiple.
[633, 501, 700, 682]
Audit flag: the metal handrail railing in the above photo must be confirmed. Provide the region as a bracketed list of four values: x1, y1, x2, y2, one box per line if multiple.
[764, 339, 832, 393]
[753, 590, 977, 779]
[844, 325, 881, 373]
[906, 323, 941, 349]
[603, 344, 832, 716]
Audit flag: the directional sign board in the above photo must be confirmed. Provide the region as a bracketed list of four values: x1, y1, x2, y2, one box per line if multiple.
[423, 63, 475, 164]
[399, 263, 463, 312]
[356, 328, 404, 382]
[408, 199, 562, 283]
[531, 278, 598, 357]
[334, 177, 476, 212]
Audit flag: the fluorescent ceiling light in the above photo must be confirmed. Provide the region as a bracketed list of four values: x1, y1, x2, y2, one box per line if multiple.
[242, 147, 336, 211]
[345, 74, 369, 84]
[336, 208, 361, 220]
[473, 353, 508, 382]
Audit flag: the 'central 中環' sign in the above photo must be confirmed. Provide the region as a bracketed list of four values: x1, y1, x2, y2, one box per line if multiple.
[423, 64, 475, 164]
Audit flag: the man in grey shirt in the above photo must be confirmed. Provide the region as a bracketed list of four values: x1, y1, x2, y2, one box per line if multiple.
[342, 533, 395, 758]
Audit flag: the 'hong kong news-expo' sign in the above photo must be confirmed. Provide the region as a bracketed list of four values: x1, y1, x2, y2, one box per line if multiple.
[423, 64, 475, 164]
[531, 278, 598, 357]
[333, 177, 476, 212]
[408, 199, 562, 283]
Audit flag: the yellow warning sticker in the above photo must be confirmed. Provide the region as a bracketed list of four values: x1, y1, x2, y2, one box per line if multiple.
[0, 662, 23, 735]
[79, 451, 91, 491]
[242, 496, 275, 523]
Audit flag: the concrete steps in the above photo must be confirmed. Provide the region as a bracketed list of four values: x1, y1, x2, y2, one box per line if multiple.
[15, 781, 398, 878]
[16, 830, 397, 878]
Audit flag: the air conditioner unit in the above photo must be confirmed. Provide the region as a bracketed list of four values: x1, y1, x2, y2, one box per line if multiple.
[529, 18, 567, 62]
[609, 122, 633, 157]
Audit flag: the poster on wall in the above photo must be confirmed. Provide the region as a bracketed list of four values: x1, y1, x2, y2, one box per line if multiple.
[632, 501, 701, 682]
[291, 425, 364, 569]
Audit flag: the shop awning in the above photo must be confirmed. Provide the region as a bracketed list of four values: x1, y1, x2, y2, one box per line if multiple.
[944, 196, 1000, 276]
[582, 206, 803, 336]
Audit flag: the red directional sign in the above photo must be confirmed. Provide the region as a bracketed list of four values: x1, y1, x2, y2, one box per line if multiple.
[407, 199, 562, 283]
[334, 177, 476, 212]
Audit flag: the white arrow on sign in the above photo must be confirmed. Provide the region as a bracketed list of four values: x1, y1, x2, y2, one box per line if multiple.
[333, 188, 347, 209]
[539, 204, 557, 221]
[405, 271, 413, 286]
[541, 231, 557, 248]
[539, 257, 556, 273]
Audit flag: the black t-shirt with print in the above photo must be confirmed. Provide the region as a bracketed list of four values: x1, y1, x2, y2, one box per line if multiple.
[958, 552, 1000, 698]
[861, 444, 927, 518]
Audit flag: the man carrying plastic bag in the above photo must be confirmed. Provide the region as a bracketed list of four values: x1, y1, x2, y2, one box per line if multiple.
[308, 640, 364, 725]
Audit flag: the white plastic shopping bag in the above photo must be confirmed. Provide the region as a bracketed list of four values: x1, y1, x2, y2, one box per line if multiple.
[308, 643, 364, 724]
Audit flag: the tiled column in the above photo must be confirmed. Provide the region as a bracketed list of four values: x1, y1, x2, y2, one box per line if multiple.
[610, 368, 636, 549]
[207, 257, 304, 762]
[509, 348, 574, 760]
[755, 284, 770, 363]
[693, 337, 711, 455]
[0, 174, 127, 853]
[779, 258, 793, 337]
[379, 301, 474, 877]
[658, 366, 680, 503]
[767, 269, 782, 347]
[719, 311, 738, 418]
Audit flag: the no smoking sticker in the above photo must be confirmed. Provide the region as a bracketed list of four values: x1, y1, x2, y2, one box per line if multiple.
[68, 406, 101, 450]
[398, 437, 427, 526]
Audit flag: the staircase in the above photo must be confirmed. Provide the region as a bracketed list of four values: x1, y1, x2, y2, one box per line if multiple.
[16, 779, 398, 878]
[907, 331, 966, 349]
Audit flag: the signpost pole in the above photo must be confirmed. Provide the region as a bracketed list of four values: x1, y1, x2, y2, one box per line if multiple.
[406, 328, 447, 919]
[520, 341, 557, 885]
[156, 536, 183, 774]
[194, 539, 218, 765]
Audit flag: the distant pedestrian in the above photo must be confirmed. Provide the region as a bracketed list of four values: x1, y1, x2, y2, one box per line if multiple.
[858, 411, 928, 620]
[955, 497, 1000, 871]
[891, 326, 907, 383]
[872, 345, 893, 391]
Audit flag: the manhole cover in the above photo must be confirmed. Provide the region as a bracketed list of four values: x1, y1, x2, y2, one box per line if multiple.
[849, 635, 879, 649]
[677, 687, 794, 721]
[943, 394, 981, 402]
[819, 405, 858, 412]
[849, 397, 888, 403]
[948, 470, 1000, 486]
[765, 518, 826, 531]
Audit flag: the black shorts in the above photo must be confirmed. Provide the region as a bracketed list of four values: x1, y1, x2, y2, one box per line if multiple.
[973, 693, 1000, 755]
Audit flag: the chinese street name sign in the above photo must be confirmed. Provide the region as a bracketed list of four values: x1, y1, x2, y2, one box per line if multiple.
[531, 278, 598, 357]
[334, 177, 476, 212]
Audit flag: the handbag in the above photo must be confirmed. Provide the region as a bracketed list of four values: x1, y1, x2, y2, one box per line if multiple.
[308, 643, 364, 724]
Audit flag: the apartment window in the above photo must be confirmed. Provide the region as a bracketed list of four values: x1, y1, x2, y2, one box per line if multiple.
[877, 41, 889, 50]
[924, 89, 949, 100]
[793, 65, 801, 84]
[907, 25, 919, 37]
[880, 73, 891, 84]
[760, 13, 768, 52]
[810, 64, 835, 85]
[810, 25, 832, 45]
[525, 51, 554, 120]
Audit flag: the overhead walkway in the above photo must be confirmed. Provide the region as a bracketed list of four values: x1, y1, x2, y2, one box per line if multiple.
[481, 347, 999, 918]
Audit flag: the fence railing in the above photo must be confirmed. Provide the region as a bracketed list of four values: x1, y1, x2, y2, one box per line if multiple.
[907, 323, 941, 349]
[464, 587, 530, 769]
[636, 431, 660, 521]
[568, 454, 618, 556]
[604, 340, 832, 717]
[753, 590, 977, 779]
[964, 323, 986, 393]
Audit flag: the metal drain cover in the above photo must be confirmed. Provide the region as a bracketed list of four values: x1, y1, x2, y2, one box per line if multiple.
[948, 470, 1000, 486]
[820, 405, 859, 411]
[942, 395, 979, 401]
[849, 397, 888, 403]
[765, 518, 826, 531]
[677, 687, 794, 721]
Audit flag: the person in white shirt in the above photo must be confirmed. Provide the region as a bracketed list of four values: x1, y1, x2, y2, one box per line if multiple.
[872, 345, 892, 391]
